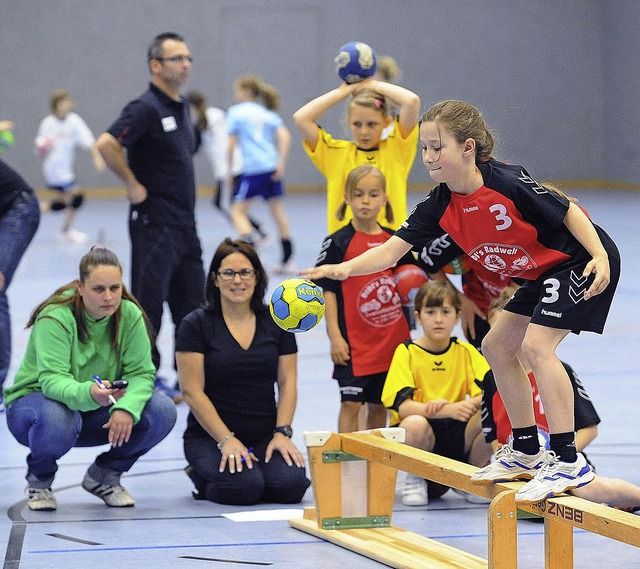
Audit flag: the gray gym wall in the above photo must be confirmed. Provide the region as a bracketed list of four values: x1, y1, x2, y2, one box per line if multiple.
[1, 0, 638, 191]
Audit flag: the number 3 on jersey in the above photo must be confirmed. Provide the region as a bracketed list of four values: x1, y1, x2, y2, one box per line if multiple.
[489, 204, 513, 231]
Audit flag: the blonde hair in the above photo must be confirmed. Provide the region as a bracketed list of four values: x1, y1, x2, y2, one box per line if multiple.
[421, 100, 495, 163]
[235, 75, 280, 110]
[376, 55, 402, 83]
[50, 89, 72, 113]
[336, 164, 394, 224]
[348, 88, 389, 119]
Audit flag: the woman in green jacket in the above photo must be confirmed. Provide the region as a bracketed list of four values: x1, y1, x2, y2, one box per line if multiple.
[4, 246, 177, 511]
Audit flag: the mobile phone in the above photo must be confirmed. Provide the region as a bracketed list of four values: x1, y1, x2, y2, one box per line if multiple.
[109, 380, 129, 389]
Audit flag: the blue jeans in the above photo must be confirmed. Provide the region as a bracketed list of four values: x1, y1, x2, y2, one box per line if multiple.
[0, 190, 40, 392]
[6, 391, 177, 488]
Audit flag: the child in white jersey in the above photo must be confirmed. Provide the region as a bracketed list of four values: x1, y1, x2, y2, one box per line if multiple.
[35, 90, 104, 243]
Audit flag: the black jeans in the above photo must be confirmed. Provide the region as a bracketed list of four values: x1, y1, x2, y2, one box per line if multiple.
[184, 434, 310, 505]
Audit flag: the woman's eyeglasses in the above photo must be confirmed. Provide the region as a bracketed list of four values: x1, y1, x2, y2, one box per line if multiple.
[217, 269, 256, 281]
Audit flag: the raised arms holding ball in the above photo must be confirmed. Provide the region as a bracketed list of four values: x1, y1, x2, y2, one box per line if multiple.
[293, 78, 420, 153]
[293, 43, 420, 233]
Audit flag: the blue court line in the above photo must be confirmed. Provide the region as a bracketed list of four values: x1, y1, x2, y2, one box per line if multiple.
[28, 528, 591, 555]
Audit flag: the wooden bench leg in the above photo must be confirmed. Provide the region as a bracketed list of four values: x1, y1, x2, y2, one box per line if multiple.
[545, 517, 573, 569]
[488, 490, 518, 569]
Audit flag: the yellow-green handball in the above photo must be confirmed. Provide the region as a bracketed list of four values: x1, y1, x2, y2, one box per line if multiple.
[269, 278, 325, 333]
[0, 130, 15, 153]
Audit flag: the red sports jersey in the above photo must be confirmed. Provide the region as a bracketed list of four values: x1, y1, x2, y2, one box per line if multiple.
[315, 223, 412, 377]
[398, 161, 589, 281]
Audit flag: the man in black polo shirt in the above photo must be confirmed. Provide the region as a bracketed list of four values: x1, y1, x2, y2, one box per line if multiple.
[96, 32, 205, 398]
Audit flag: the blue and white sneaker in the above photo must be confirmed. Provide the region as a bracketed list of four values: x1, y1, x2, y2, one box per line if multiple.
[471, 444, 547, 484]
[515, 452, 595, 504]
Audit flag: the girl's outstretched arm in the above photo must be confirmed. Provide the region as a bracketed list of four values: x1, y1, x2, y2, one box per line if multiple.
[300, 235, 411, 281]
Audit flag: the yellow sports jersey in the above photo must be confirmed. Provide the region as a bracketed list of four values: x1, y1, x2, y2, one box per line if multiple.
[381, 338, 489, 427]
[303, 119, 418, 233]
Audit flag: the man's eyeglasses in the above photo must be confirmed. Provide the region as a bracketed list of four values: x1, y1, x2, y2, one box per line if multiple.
[217, 269, 256, 281]
[155, 55, 193, 64]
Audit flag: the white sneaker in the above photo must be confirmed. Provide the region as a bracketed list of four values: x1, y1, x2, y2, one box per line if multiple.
[471, 444, 547, 484]
[82, 473, 135, 507]
[515, 452, 595, 504]
[59, 228, 88, 244]
[402, 473, 429, 506]
[26, 487, 57, 511]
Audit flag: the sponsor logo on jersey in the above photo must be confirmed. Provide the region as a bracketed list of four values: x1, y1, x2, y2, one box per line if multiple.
[357, 275, 404, 328]
[468, 242, 536, 277]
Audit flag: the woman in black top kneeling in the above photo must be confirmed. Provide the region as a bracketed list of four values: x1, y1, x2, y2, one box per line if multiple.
[176, 238, 310, 505]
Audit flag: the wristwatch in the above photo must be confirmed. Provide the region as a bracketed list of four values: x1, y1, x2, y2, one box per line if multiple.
[274, 425, 293, 438]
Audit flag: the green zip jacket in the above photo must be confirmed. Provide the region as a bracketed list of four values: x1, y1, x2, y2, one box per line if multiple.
[3, 298, 155, 423]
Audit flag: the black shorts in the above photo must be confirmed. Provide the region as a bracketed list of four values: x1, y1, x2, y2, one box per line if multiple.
[504, 225, 620, 334]
[430, 418, 468, 463]
[337, 371, 387, 404]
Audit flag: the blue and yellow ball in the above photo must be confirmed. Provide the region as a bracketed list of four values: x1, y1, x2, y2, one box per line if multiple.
[270, 278, 325, 333]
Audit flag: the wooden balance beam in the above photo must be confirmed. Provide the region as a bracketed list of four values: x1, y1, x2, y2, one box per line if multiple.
[289, 429, 640, 569]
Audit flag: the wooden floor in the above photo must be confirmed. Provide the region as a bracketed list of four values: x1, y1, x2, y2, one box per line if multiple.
[1, 189, 639, 569]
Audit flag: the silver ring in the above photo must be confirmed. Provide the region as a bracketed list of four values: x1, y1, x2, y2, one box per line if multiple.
[228, 454, 235, 460]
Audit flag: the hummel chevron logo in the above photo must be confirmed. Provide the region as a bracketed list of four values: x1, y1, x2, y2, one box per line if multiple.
[569, 270, 587, 304]
[518, 171, 548, 194]
[570, 271, 588, 287]
[569, 287, 585, 304]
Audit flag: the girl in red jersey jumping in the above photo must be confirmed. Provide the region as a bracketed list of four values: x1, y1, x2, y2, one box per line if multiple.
[301, 99, 620, 504]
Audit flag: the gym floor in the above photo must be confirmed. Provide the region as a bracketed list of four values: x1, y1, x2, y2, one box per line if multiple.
[2, 189, 639, 568]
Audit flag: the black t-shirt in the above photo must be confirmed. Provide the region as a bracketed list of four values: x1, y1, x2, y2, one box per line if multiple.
[106, 83, 199, 226]
[175, 306, 297, 445]
[0, 158, 33, 216]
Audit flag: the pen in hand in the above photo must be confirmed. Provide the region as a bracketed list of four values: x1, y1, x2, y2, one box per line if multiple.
[240, 447, 254, 464]
[93, 375, 117, 405]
